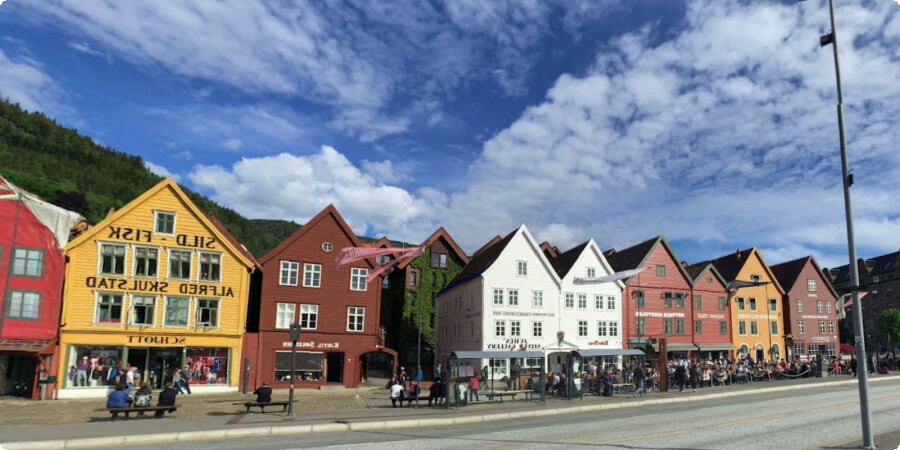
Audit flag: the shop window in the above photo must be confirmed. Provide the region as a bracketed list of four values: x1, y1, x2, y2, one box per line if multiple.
[275, 351, 323, 381]
[350, 268, 367, 291]
[66, 346, 123, 388]
[133, 247, 159, 277]
[186, 347, 229, 384]
[489, 358, 508, 377]
[303, 263, 322, 287]
[164, 296, 190, 327]
[196, 298, 220, 328]
[347, 306, 365, 332]
[154, 211, 176, 235]
[280, 261, 299, 286]
[275, 303, 295, 329]
[96, 293, 124, 324]
[6, 290, 40, 319]
[12, 247, 44, 277]
[300, 304, 318, 329]
[169, 249, 192, 280]
[99, 244, 125, 275]
[131, 295, 156, 326]
[199, 252, 221, 282]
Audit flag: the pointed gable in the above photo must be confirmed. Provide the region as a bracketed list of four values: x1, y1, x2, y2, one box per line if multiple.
[685, 261, 727, 287]
[398, 227, 469, 270]
[701, 247, 785, 293]
[549, 241, 588, 277]
[259, 204, 372, 269]
[442, 229, 516, 293]
[65, 177, 253, 269]
[771, 256, 839, 300]
[605, 235, 692, 285]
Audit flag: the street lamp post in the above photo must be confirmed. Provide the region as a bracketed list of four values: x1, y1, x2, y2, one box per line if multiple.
[803, 0, 874, 447]
[287, 324, 301, 417]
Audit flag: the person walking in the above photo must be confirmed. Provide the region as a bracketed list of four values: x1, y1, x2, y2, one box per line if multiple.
[510, 360, 521, 390]
[632, 365, 646, 397]
[675, 364, 687, 393]
[181, 365, 194, 394]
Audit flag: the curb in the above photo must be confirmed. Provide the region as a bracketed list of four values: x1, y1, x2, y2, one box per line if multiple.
[1, 377, 893, 449]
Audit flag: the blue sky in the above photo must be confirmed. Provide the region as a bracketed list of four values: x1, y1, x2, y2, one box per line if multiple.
[1, 0, 899, 270]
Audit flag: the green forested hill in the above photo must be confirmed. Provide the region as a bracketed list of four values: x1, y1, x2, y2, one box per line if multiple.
[0, 97, 299, 257]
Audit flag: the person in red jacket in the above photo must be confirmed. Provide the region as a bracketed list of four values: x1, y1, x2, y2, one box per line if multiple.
[469, 376, 480, 402]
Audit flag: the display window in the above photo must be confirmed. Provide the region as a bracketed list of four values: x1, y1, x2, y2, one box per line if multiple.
[66, 345, 125, 388]
[275, 351, 323, 381]
[185, 347, 230, 384]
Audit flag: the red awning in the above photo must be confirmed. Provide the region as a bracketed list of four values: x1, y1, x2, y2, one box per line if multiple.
[0, 339, 55, 354]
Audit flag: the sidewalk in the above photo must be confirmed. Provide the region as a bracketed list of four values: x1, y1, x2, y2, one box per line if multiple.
[0, 374, 894, 449]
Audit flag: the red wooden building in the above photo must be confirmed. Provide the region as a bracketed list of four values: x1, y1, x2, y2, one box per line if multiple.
[253, 205, 396, 389]
[684, 262, 733, 359]
[605, 236, 695, 360]
[771, 256, 840, 362]
[0, 176, 82, 399]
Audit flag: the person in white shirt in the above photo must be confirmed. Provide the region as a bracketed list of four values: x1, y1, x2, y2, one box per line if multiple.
[390, 381, 404, 407]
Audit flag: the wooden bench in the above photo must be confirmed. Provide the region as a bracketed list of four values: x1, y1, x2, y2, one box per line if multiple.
[242, 400, 291, 413]
[99, 405, 180, 421]
[485, 390, 533, 403]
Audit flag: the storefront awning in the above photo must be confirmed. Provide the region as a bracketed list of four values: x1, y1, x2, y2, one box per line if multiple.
[449, 350, 544, 360]
[0, 339, 55, 354]
[696, 344, 734, 352]
[650, 343, 698, 352]
[573, 349, 645, 358]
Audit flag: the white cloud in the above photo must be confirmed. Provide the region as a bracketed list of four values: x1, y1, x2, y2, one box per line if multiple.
[0, 48, 73, 119]
[187, 146, 436, 240]
[144, 160, 180, 181]
[222, 138, 243, 151]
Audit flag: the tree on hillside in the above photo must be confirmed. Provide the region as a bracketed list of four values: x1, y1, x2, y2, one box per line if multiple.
[875, 308, 900, 347]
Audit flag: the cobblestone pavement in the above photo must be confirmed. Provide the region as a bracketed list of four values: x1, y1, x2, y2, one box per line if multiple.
[0, 387, 376, 427]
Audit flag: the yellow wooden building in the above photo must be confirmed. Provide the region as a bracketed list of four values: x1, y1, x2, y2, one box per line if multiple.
[708, 248, 786, 362]
[57, 178, 256, 398]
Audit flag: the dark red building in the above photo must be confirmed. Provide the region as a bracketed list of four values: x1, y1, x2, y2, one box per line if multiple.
[772, 256, 840, 362]
[0, 176, 82, 398]
[254, 205, 396, 388]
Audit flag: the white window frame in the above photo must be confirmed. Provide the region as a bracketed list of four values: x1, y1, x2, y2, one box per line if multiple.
[577, 293, 587, 309]
[750, 320, 758, 336]
[807, 278, 817, 292]
[493, 288, 504, 305]
[164, 296, 191, 327]
[6, 290, 40, 320]
[532, 291, 542, 307]
[130, 294, 156, 326]
[564, 292, 574, 308]
[597, 321, 608, 337]
[595, 294, 603, 310]
[586, 267, 595, 278]
[98, 243, 126, 276]
[818, 321, 826, 334]
[153, 210, 176, 235]
[301, 304, 319, 329]
[168, 249, 192, 280]
[198, 251, 222, 282]
[495, 320, 506, 337]
[578, 320, 588, 337]
[533, 321, 542, 337]
[517, 260, 527, 276]
[606, 295, 616, 310]
[508, 289, 519, 306]
[796, 299, 803, 313]
[510, 320, 521, 336]
[280, 261, 299, 286]
[132, 246, 160, 278]
[827, 321, 834, 334]
[738, 320, 747, 336]
[347, 306, 365, 332]
[797, 321, 805, 335]
[610, 321, 618, 337]
[350, 268, 368, 291]
[195, 298, 220, 329]
[275, 303, 295, 329]
[95, 292, 124, 325]
[303, 263, 322, 288]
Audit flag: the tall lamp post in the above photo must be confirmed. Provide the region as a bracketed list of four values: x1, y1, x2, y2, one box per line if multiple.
[287, 323, 301, 417]
[802, 0, 873, 447]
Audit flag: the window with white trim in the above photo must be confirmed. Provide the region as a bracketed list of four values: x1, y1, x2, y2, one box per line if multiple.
[825, 301, 832, 314]
[610, 321, 618, 337]
[154, 211, 175, 234]
[517, 260, 527, 276]
[196, 298, 220, 328]
[797, 321, 805, 334]
[303, 264, 322, 287]
[275, 303, 295, 329]
[818, 321, 826, 334]
[301, 304, 318, 329]
[533, 321, 542, 337]
[6, 290, 40, 320]
[508, 289, 519, 306]
[595, 294, 603, 309]
[770, 320, 778, 335]
[347, 306, 365, 332]
[493, 288, 504, 305]
[495, 320, 506, 337]
[796, 299, 803, 313]
[749, 298, 757, 311]
[510, 320, 521, 336]
[597, 321, 608, 337]
[577, 293, 587, 309]
[750, 320, 758, 335]
[133, 246, 159, 277]
[738, 320, 747, 335]
[350, 268, 368, 291]
[606, 295, 615, 310]
[578, 320, 588, 337]
[827, 321, 834, 334]
[532, 291, 542, 307]
[96, 293, 124, 324]
[817, 301, 824, 314]
[807, 278, 817, 292]
[131, 295, 155, 325]
[169, 249, 191, 280]
[587, 267, 595, 278]
[99, 244, 126, 275]
[564, 293, 574, 308]
[164, 296, 190, 327]
[199, 252, 221, 282]
[280, 261, 299, 286]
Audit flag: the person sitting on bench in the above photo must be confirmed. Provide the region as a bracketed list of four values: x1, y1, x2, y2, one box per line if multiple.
[107, 383, 132, 409]
[254, 382, 273, 403]
[154, 382, 179, 418]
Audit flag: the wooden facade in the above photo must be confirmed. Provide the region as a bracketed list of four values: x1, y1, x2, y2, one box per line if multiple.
[772, 256, 840, 361]
[58, 178, 255, 398]
[255, 205, 396, 389]
[685, 262, 733, 358]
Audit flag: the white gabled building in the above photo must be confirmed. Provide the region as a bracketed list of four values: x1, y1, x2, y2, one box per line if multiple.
[436, 226, 626, 381]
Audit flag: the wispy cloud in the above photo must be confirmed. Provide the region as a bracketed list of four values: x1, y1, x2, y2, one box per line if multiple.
[0, 48, 74, 119]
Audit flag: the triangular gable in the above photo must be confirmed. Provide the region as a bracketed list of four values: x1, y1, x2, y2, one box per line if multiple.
[508, 225, 562, 289]
[555, 239, 625, 289]
[397, 227, 470, 270]
[65, 177, 253, 269]
[606, 235, 692, 286]
[720, 247, 786, 295]
[441, 230, 515, 294]
[258, 204, 374, 269]
[771, 256, 839, 300]
[684, 262, 728, 289]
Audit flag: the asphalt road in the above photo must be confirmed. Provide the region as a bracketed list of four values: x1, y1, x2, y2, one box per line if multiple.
[126, 378, 900, 450]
